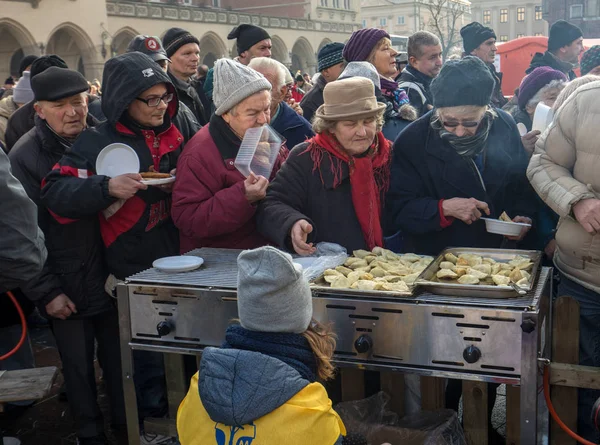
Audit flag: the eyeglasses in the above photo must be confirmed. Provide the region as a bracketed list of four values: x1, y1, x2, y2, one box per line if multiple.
[441, 120, 481, 128]
[135, 93, 174, 107]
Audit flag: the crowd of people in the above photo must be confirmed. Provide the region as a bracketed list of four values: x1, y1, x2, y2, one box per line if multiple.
[1, 16, 600, 445]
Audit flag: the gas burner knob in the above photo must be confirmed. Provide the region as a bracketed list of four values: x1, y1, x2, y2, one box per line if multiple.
[463, 345, 481, 364]
[156, 321, 173, 337]
[354, 335, 373, 354]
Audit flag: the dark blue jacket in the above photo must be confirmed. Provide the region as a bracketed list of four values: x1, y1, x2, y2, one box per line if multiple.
[384, 109, 535, 256]
[270, 102, 314, 150]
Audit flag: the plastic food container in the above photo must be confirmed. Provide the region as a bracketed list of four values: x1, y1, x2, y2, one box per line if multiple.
[234, 125, 282, 179]
[481, 218, 531, 236]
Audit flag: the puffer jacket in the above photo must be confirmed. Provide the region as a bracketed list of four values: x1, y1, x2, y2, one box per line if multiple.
[0, 96, 18, 146]
[176, 347, 346, 445]
[527, 81, 600, 293]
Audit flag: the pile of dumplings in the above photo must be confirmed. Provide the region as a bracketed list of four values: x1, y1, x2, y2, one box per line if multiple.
[316, 247, 433, 293]
[435, 253, 533, 287]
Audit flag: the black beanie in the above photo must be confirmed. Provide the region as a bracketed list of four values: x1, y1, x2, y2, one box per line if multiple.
[227, 24, 270, 55]
[548, 20, 583, 51]
[30, 55, 68, 78]
[19, 55, 39, 77]
[431, 56, 495, 108]
[31, 67, 89, 102]
[461, 22, 496, 54]
[162, 27, 200, 58]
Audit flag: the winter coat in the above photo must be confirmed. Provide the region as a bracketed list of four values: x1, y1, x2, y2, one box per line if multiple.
[527, 81, 600, 293]
[270, 102, 314, 151]
[0, 96, 18, 146]
[385, 109, 535, 256]
[300, 75, 326, 123]
[192, 77, 213, 120]
[489, 64, 508, 108]
[527, 51, 577, 80]
[87, 95, 106, 122]
[9, 116, 112, 317]
[256, 141, 389, 253]
[4, 100, 34, 152]
[0, 149, 46, 294]
[397, 66, 434, 117]
[176, 347, 345, 445]
[169, 71, 207, 126]
[41, 54, 183, 280]
[171, 116, 287, 253]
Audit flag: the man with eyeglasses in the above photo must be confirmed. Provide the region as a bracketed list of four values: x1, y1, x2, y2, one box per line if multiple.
[9, 66, 125, 445]
[42, 52, 183, 445]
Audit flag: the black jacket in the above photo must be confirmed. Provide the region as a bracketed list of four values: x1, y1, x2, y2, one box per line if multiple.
[5, 100, 34, 151]
[300, 75, 326, 124]
[489, 64, 508, 108]
[527, 51, 577, 80]
[192, 78, 213, 121]
[397, 66, 434, 117]
[257, 141, 388, 253]
[9, 115, 112, 318]
[42, 54, 182, 280]
[169, 71, 207, 126]
[270, 102, 314, 150]
[385, 109, 535, 256]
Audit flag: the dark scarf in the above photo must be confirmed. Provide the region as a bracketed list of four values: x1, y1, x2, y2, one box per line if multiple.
[222, 324, 318, 382]
[303, 131, 392, 250]
[380, 77, 410, 112]
[208, 113, 242, 160]
[431, 110, 495, 159]
[119, 111, 172, 137]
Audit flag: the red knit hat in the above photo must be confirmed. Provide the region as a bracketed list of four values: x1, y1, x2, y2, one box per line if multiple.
[343, 28, 390, 62]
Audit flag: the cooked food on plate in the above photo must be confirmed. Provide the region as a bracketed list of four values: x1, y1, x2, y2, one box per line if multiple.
[140, 165, 172, 179]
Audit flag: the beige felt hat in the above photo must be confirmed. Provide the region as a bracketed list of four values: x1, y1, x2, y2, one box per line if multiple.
[315, 76, 386, 121]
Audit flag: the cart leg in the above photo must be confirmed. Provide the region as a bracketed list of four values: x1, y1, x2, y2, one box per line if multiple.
[520, 315, 539, 444]
[463, 380, 489, 445]
[117, 285, 141, 445]
[420, 376, 445, 410]
[380, 371, 405, 417]
[506, 384, 521, 445]
[164, 353, 187, 418]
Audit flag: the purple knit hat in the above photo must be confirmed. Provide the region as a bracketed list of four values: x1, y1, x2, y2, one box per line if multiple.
[343, 28, 390, 62]
[518, 67, 567, 110]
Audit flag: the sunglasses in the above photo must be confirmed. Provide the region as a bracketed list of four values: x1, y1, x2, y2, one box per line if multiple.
[135, 93, 174, 107]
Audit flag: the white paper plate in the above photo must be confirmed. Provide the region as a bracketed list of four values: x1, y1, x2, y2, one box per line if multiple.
[153, 256, 204, 273]
[96, 143, 140, 177]
[141, 176, 176, 186]
[481, 218, 531, 236]
[531, 102, 554, 133]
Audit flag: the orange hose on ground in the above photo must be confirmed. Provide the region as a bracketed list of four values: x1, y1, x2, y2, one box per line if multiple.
[543, 363, 596, 445]
[0, 291, 27, 361]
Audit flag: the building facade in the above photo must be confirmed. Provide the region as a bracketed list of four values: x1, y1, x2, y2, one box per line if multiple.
[0, 0, 361, 82]
[541, 0, 600, 37]
[470, 0, 548, 42]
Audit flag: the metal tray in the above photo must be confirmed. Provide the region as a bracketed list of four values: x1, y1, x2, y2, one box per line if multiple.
[309, 282, 415, 299]
[416, 248, 542, 298]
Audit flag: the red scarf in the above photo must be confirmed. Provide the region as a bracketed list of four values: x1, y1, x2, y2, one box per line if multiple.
[306, 131, 392, 250]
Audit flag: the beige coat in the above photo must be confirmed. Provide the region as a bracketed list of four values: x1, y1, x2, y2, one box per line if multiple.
[0, 96, 18, 146]
[527, 81, 600, 293]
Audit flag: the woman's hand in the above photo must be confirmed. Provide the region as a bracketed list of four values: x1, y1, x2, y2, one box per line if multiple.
[506, 216, 532, 241]
[158, 168, 177, 193]
[521, 130, 541, 156]
[442, 198, 490, 224]
[291, 219, 316, 256]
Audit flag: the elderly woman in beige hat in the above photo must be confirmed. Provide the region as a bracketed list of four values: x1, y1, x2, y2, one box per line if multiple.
[256, 77, 391, 255]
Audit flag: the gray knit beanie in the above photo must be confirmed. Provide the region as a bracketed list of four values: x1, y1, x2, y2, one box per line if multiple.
[338, 61, 381, 89]
[13, 71, 34, 104]
[237, 246, 313, 334]
[213, 58, 272, 116]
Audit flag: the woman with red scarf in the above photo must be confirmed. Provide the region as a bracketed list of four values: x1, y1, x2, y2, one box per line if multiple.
[256, 77, 391, 255]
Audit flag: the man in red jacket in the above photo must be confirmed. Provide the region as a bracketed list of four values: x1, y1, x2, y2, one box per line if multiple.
[172, 58, 288, 252]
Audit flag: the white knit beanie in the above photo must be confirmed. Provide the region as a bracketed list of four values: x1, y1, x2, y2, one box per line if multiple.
[237, 246, 313, 334]
[13, 71, 34, 105]
[213, 58, 271, 116]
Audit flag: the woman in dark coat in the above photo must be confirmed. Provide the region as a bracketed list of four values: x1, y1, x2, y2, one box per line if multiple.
[256, 77, 391, 255]
[385, 56, 535, 257]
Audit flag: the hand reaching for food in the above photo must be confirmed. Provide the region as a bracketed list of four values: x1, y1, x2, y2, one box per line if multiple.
[291, 219, 316, 256]
[442, 198, 490, 224]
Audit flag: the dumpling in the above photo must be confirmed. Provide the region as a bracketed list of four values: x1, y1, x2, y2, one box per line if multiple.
[458, 275, 480, 285]
[400, 253, 421, 263]
[383, 275, 405, 283]
[492, 274, 511, 286]
[370, 267, 387, 277]
[499, 263, 513, 271]
[516, 277, 530, 287]
[472, 264, 492, 275]
[509, 268, 523, 283]
[491, 263, 501, 275]
[346, 271, 361, 286]
[456, 257, 470, 266]
[359, 273, 374, 281]
[364, 255, 377, 264]
[330, 276, 350, 288]
[323, 269, 342, 277]
[325, 275, 343, 283]
[521, 270, 531, 280]
[437, 269, 458, 279]
[383, 250, 401, 262]
[439, 261, 456, 271]
[348, 259, 369, 269]
[444, 253, 459, 264]
[355, 280, 377, 291]
[335, 266, 353, 276]
[401, 273, 420, 284]
[411, 262, 427, 273]
[386, 266, 412, 276]
[466, 268, 489, 279]
[353, 249, 371, 259]
[344, 258, 361, 267]
[461, 254, 483, 267]
[377, 281, 410, 292]
[372, 247, 385, 256]
[482, 257, 497, 265]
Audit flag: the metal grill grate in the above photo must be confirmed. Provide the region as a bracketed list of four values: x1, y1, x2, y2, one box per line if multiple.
[126, 248, 242, 288]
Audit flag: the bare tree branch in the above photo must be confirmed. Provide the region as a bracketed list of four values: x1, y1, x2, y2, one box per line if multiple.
[422, 0, 468, 60]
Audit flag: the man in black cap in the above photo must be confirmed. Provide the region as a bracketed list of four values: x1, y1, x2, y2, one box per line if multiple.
[461, 22, 507, 108]
[300, 42, 345, 123]
[18, 54, 38, 79]
[124, 35, 200, 142]
[527, 19, 584, 80]
[9, 66, 125, 445]
[5, 55, 68, 151]
[162, 27, 207, 125]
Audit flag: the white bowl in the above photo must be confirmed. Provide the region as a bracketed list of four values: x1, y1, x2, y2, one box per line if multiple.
[481, 218, 531, 236]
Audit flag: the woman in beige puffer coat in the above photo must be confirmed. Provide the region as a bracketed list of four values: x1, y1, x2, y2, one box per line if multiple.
[527, 80, 600, 442]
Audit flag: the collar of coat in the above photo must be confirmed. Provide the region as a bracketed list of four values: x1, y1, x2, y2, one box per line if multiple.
[35, 113, 97, 154]
[208, 113, 241, 161]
